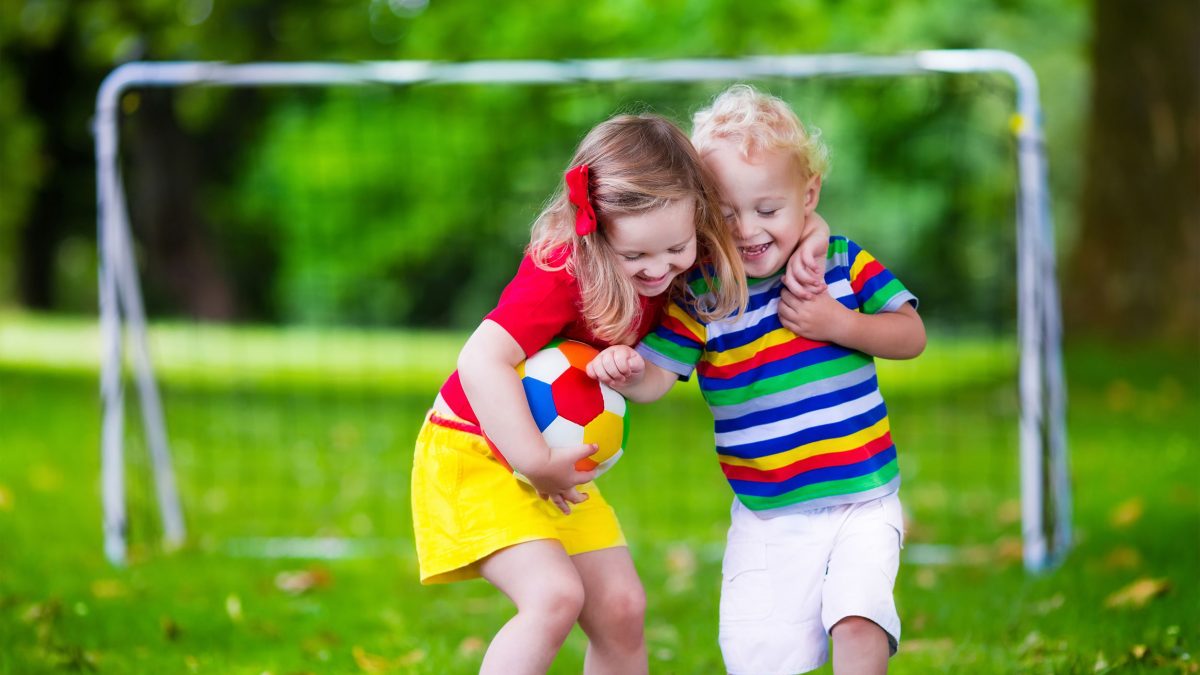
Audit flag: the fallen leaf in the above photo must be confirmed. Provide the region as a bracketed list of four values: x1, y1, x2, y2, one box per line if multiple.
[1093, 651, 1108, 672]
[457, 636, 486, 658]
[161, 616, 181, 641]
[396, 649, 426, 667]
[225, 594, 243, 622]
[902, 638, 954, 654]
[91, 579, 129, 599]
[995, 536, 1024, 563]
[352, 645, 393, 673]
[914, 568, 938, 589]
[1105, 578, 1170, 609]
[1131, 644, 1148, 659]
[1034, 593, 1065, 615]
[995, 499, 1021, 526]
[1109, 498, 1144, 529]
[274, 567, 332, 595]
[1103, 546, 1142, 571]
[0, 484, 12, 510]
[665, 544, 696, 593]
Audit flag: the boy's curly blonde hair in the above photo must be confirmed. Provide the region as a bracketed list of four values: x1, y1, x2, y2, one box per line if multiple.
[692, 84, 830, 181]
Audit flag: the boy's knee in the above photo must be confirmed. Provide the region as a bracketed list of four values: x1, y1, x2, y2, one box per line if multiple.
[831, 615, 886, 644]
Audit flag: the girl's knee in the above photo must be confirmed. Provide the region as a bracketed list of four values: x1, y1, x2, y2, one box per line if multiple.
[523, 577, 586, 628]
[588, 584, 646, 641]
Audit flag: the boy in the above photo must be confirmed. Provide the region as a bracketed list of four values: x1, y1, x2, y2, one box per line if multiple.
[587, 85, 926, 674]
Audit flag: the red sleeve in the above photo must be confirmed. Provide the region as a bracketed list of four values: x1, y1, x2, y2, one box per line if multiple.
[485, 255, 581, 357]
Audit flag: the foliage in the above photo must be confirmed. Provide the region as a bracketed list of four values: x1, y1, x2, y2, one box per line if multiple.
[0, 0, 1089, 326]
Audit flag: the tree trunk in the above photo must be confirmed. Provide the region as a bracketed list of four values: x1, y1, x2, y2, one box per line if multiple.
[1068, 0, 1200, 341]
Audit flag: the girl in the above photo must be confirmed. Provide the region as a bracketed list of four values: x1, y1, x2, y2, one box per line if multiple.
[411, 113, 823, 674]
[411, 114, 741, 675]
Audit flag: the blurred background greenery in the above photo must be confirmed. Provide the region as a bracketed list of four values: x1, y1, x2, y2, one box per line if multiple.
[1, 0, 1194, 339]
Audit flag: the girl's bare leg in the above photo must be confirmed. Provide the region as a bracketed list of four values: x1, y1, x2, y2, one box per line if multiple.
[572, 546, 648, 675]
[478, 540, 586, 675]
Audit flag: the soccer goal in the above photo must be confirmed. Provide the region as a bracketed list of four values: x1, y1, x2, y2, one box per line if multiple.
[95, 52, 1070, 572]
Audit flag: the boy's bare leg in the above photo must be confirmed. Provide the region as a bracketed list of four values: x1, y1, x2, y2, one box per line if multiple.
[830, 615, 889, 675]
[478, 540, 586, 675]
[572, 546, 649, 675]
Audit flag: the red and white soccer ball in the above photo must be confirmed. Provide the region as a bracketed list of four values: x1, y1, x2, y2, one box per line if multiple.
[489, 339, 629, 481]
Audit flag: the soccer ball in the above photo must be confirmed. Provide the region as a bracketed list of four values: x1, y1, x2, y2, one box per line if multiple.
[488, 338, 628, 481]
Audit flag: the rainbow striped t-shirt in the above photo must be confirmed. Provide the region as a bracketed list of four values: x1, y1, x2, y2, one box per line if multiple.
[637, 236, 918, 513]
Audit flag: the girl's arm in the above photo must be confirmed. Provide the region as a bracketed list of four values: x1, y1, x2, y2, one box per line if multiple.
[778, 293, 926, 360]
[587, 345, 678, 403]
[783, 211, 832, 300]
[458, 320, 598, 504]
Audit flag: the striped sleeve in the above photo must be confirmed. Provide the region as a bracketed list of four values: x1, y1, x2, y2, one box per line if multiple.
[845, 239, 918, 315]
[636, 299, 707, 379]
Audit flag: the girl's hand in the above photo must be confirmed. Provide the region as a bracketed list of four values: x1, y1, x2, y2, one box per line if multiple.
[540, 487, 589, 515]
[525, 443, 598, 514]
[784, 212, 830, 300]
[778, 288, 848, 343]
[586, 346, 646, 387]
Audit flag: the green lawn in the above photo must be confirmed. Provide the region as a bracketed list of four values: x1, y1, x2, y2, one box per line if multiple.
[1, 314, 1196, 673]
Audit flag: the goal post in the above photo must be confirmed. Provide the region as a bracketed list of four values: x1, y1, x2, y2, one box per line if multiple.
[95, 51, 1070, 571]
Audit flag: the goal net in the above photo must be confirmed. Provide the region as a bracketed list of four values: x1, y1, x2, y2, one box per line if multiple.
[96, 54, 1069, 571]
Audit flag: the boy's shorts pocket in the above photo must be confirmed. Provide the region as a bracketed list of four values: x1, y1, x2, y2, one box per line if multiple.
[720, 540, 772, 622]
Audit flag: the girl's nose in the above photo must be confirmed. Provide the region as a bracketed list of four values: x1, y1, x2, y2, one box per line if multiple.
[643, 260, 670, 279]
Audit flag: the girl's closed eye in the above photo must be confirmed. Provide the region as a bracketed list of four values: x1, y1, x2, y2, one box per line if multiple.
[621, 253, 643, 261]
[757, 208, 779, 217]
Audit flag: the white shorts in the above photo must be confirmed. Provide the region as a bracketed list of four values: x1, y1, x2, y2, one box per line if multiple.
[718, 492, 905, 675]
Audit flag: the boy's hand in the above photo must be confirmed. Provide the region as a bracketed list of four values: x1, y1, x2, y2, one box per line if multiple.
[778, 288, 848, 343]
[784, 211, 830, 300]
[524, 443, 598, 514]
[586, 345, 645, 388]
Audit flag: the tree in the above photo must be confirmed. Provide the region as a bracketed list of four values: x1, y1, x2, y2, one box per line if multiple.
[1068, 0, 1200, 341]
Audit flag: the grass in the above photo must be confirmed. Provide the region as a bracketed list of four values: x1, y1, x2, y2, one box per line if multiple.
[0, 313, 1196, 673]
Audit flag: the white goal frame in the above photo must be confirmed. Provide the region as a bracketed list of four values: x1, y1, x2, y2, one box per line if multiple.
[94, 51, 1070, 571]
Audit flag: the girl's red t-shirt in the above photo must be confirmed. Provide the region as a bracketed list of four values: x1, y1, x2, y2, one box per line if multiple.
[437, 252, 667, 425]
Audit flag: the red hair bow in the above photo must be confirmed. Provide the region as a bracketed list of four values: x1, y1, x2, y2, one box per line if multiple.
[565, 164, 597, 237]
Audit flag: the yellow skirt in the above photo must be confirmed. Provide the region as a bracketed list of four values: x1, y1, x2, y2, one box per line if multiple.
[411, 410, 626, 584]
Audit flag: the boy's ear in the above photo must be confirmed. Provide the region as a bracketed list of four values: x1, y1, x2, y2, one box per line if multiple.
[803, 175, 823, 216]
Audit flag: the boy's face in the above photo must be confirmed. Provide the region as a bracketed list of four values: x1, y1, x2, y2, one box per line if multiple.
[703, 139, 820, 278]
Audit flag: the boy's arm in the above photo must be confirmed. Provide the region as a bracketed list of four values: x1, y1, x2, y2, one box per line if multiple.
[458, 320, 597, 506]
[587, 345, 679, 403]
[779, 293, 926, 360]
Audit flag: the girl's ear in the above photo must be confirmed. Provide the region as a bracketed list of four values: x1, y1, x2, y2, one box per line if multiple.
[803, 174, 823, 216]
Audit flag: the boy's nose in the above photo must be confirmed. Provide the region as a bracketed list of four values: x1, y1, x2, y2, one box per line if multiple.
[734, 217, 756, 241]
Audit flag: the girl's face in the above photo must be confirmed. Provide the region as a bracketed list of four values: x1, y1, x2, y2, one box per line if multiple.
[605, 199, 698, 297]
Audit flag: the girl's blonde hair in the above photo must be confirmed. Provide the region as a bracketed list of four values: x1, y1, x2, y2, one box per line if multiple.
[530, 114, 747, 345]
[692, 84, 830, 180]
